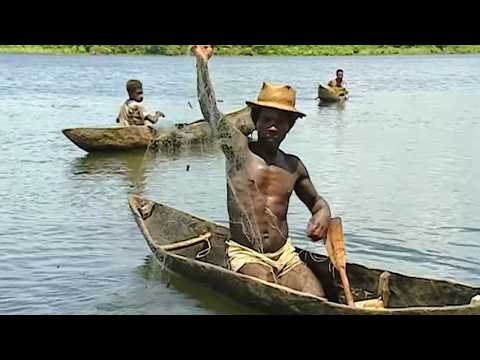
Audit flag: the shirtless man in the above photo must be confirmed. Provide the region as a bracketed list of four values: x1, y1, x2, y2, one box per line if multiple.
[327, 69, 347, 89]
[192, 45, 331, 297]
[117, 79, 165, 128]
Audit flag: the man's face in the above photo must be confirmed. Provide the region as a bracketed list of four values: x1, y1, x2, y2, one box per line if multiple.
[130, 87, 144, 102]
[337, 71, 344, 80]
[256, 107, 296, 147]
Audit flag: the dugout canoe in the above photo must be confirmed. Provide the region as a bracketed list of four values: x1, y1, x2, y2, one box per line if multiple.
[62, 122, 212, 153]
[62, 108, 252, 153]
[128, 196, 480, 315]
[318, 84, 348, 104]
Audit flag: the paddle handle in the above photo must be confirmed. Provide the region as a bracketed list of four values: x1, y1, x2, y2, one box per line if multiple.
[327, 218, 355, 307]
[339, 267, 355, 307]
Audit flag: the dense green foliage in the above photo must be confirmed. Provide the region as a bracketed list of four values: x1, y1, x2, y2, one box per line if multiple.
[2, 45, 480, 56]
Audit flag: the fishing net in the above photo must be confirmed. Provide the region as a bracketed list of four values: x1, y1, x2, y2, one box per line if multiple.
[147, 123, 215, 154]
[193, 54, 333, 262]
[196, 59, 310, 255]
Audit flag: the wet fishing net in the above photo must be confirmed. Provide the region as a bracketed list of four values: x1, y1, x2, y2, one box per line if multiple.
[147, 120, 215, 154]
[194, 58, 293, 254]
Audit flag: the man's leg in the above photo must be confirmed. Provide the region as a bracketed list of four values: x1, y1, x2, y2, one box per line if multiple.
[238, 263, 277, 283]
[277, 263, 325, 298]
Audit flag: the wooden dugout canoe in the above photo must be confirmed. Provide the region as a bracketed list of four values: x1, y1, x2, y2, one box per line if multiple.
[62, 108, 252, 153]
[128, 195, 480, 315]
[62, 122, 212, 153]
[318, 84, 348, 104]
[62, 126, 155, 153]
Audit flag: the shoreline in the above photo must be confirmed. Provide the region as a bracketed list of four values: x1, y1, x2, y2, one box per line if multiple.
[1, 45, 480, 57]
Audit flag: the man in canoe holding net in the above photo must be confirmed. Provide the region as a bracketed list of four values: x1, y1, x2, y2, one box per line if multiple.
[117, 79, 165, 128]
[191, 45, 331, 297]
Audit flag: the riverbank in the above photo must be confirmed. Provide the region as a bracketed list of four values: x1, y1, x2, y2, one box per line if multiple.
[2, 45, 480, 56]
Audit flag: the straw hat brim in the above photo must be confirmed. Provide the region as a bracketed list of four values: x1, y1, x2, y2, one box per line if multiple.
[246, 101, 306, 118]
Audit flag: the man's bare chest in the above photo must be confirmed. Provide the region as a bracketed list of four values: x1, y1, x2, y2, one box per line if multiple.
[245, 153, 297, 196]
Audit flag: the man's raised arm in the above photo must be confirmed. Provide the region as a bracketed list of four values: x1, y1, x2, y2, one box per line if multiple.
[191, 45, 254, 162]
[191, 45, 223, 130]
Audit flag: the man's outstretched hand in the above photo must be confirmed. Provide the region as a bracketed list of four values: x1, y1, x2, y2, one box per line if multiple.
[191, 45, 215, 62]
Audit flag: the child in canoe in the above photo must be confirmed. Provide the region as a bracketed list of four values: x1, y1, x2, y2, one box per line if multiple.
[117, 79, 165, 127]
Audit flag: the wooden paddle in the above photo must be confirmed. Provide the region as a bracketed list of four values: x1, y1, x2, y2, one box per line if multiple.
[325, 217, 355, 307]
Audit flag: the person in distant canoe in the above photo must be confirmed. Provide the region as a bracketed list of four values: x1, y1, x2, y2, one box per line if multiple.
[117, 79, 165, 127]
[192, 45, 331, 298]
[328, 69, 347, 88]
[327, 69, 348, 97]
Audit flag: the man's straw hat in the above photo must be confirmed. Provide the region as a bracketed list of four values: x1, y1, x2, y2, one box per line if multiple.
[246, 82, 306, 118]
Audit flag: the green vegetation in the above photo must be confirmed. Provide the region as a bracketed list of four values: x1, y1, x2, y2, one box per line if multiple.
[1, 45, 480, 56]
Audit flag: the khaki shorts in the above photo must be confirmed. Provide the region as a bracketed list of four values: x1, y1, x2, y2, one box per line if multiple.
[226, 239, 303, 278]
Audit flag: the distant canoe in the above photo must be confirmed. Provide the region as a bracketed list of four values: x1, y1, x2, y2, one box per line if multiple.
[128, 195, 480, 315]
[62, 122, 214, 153]
[63, 108, 252, 153]
[62, 126, 155, 153]
[318, 85, 348, 104]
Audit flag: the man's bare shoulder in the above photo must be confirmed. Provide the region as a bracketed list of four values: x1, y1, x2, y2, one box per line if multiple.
[280, 151, 307, 175]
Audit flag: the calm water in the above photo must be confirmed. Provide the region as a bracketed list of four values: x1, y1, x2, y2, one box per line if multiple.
[1, 53, 479, 314]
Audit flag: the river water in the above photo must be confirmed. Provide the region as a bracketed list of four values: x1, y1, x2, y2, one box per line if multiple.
[1, 53, 479, 314]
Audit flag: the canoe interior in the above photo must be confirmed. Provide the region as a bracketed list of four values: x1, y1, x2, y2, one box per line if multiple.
[129, 196, 480, 309]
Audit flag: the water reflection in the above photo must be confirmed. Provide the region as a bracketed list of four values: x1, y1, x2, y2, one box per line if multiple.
[318, 100, 347, 111]
[136, 255, 262, 314]
[69, 150, 153, 192]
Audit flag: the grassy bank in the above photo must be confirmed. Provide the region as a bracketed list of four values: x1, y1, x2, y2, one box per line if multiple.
[1, 45, 480, 56]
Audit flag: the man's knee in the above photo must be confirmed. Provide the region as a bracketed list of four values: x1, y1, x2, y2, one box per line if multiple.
[279, 264, 325, 298]
[238, 263, 276, 283]
[303, 271, 325, 298]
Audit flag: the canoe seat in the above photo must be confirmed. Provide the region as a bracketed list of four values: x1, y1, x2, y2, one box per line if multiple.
[377, 271, 391, 307]
[160, 232, 230, 268]
[160, 233, 212, 260]
[354, 271, 391, 309]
